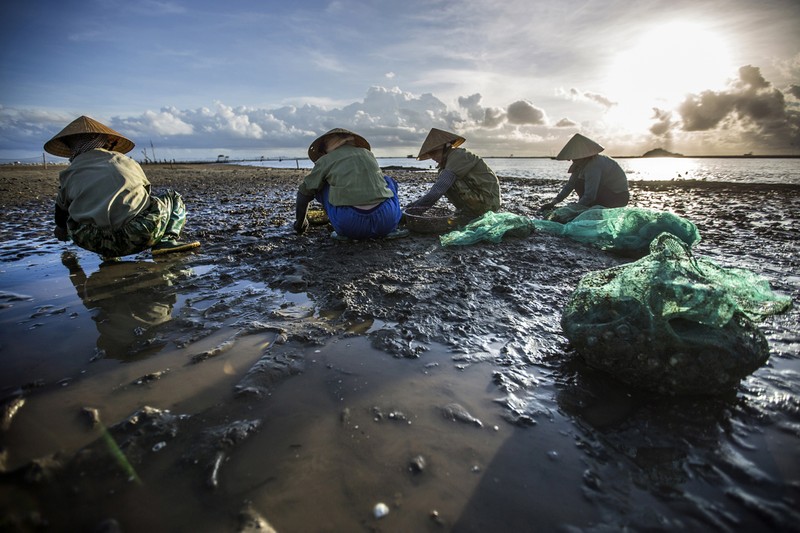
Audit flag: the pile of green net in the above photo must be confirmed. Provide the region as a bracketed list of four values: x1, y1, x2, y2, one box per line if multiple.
[532, 206, 701, 253]
[439, 211, 535, 246]
[439, 207, 700, 254]
[561, 233, 792, 395]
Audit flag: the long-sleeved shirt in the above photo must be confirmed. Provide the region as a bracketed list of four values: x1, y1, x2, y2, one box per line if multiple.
[55, 149, 151, 228]
[553, 154, 628, 207]
[299, 145, 393, 206]
[409, 147, 500, 216]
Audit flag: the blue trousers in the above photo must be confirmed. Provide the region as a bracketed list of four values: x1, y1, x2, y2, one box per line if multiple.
[317, 176, 403, 239]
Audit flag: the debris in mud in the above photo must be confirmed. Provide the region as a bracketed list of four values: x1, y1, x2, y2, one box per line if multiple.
[180, 419, 262, 490]
[131, 368, 171, 385]
[372, 405, 411, 423]
[237, 501, 278, 533]
[1, 395, 25, 431]
[207, 451, 225, 488]
[409, 454, 426, 473]
[441, 402, 483, 427]
[81, 406, 101, 427]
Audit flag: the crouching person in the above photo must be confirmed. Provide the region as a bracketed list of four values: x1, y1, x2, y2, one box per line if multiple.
[44, 116, 200, 260]
[293, 128, 407, 241]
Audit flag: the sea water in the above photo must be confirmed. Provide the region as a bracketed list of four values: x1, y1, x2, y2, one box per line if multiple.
[235, 156, 800, 184]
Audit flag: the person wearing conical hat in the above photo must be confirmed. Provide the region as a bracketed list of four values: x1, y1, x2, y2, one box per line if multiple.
[541, 133, 629, 211]
[294, 128, 407, 240]
[45, 116, 200, 259]
[406, 128, 500, 218]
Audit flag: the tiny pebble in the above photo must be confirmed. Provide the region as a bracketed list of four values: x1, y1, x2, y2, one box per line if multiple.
[373, 502, 389, 519]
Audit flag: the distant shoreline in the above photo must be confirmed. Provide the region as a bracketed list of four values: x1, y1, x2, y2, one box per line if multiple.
[2, 154, 798, 169]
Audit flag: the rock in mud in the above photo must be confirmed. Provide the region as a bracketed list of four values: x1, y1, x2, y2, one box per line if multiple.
[442, 402, 483, 427]
[409, 454, 426, 473]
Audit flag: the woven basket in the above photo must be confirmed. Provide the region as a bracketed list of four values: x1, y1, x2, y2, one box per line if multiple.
[404, 207, 460, 234]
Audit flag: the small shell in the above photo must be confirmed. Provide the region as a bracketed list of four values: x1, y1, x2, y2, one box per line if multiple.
[373, 502, 390, 519]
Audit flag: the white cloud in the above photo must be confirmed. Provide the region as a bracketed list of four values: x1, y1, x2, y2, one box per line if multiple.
[506, 100, 547, 125]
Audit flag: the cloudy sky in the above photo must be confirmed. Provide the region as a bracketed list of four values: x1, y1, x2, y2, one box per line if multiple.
[1, 0, 799, 162]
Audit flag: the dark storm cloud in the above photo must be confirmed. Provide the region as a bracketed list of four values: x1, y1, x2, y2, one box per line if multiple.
[675, 65, 800, 149]
[790, 85, 800, 100]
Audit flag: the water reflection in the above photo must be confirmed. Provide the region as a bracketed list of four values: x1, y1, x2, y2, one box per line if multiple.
[621, 157, 700, 181]
[551, 363, 800, 531]
[61, 252, 177, 360]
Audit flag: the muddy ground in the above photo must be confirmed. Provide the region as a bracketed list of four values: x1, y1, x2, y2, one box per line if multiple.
[1, 163, 798, 532]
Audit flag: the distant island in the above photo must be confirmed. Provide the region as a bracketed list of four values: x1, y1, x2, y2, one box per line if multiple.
[641, 148, 684, 158]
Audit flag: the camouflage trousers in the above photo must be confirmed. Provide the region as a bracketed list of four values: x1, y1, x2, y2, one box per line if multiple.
[70, 190, 188, 258]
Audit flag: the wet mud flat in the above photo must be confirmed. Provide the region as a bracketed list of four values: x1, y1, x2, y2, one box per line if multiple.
[1, 164, 799, 531]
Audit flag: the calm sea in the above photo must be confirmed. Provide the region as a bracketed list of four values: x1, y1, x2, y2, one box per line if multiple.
[236, 157, 800, 185]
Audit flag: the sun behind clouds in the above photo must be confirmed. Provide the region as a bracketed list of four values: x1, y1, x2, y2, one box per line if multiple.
[602, 21, 735, 130]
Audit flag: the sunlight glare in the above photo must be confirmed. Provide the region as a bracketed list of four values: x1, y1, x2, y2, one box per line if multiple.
[603, 21, 734, 129]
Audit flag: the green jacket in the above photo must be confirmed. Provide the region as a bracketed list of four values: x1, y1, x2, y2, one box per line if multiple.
[443, 147, 501, 215]
[56, 149, 151, 228]
[299, 145, 393, 206]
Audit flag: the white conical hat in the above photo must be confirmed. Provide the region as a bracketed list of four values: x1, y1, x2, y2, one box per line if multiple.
[556, 133, 604, 160]
[44, 115, 135, 158]
[307, 128, 371, 162]
[416, 128, 466, 160]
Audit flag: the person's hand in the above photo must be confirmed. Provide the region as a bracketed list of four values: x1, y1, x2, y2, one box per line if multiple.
[540, 202, 556, 211]
[293, 218, 309, 235]
[54, 226, 70, 241]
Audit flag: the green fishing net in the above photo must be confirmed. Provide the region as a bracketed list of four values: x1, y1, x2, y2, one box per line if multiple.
[561, 233, 792, 395]
[545, 203, 589, 223]
[533, 206, 701, 253]
[439, 211, 535, 246]
[439, 206, 699, 254]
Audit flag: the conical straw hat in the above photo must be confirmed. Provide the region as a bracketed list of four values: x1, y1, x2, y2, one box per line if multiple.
[44, 115, 135, 158]
[555, 133, 604, 160]
[308, 128, 371, 162]
[416, 128, 466, 160]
